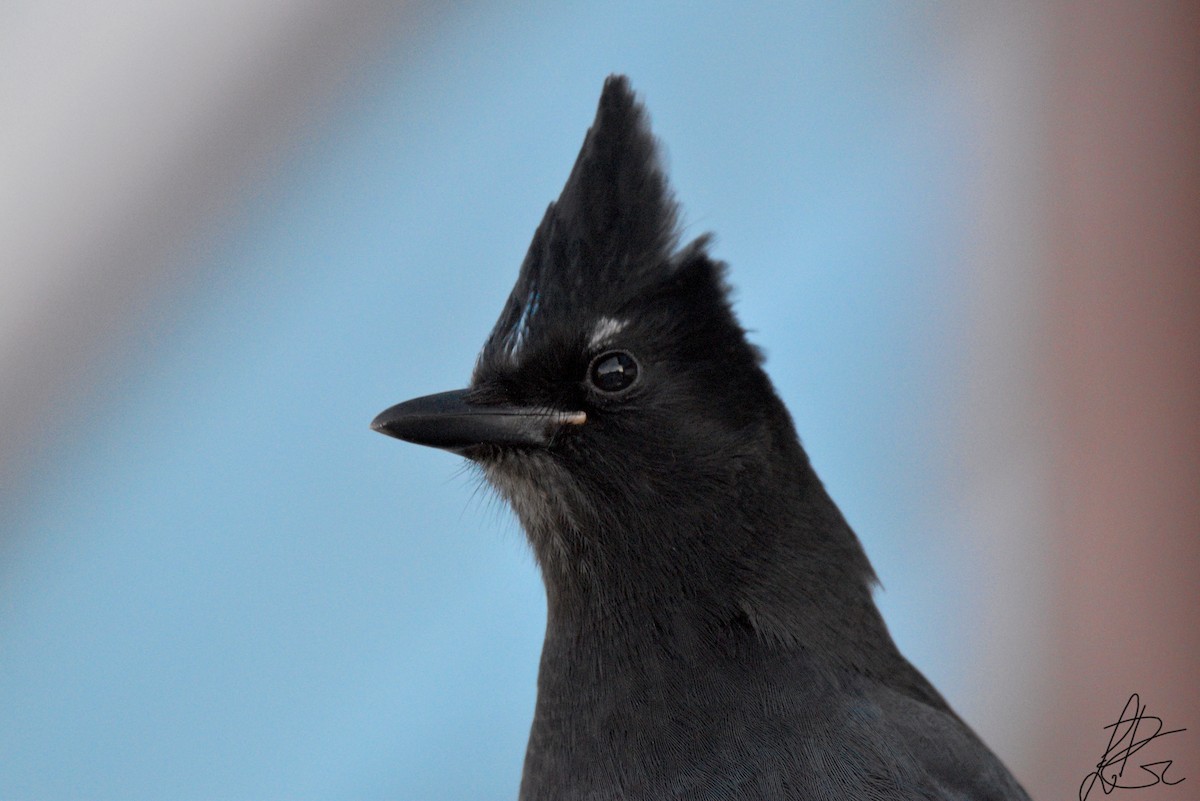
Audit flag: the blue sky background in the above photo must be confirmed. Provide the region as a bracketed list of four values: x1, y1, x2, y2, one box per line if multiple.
[1, 4, 991, 798]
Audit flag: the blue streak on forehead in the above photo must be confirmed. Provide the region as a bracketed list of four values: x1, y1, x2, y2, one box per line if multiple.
[505, 285, 541, 360]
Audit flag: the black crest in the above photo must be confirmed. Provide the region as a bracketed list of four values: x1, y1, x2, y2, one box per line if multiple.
[476, 76, 689, 373]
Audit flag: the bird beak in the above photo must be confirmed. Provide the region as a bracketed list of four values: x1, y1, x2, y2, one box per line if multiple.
[371, 389, 586, 455]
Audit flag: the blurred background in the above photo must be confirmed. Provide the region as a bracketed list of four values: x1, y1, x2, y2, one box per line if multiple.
[1, 2, 1196, 799]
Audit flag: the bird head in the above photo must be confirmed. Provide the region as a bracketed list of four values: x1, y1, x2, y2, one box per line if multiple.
[373, 76, 866, 624]
[367, 81, 1023, 801]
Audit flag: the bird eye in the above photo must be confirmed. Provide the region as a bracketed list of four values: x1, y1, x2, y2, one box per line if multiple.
[588, 351, 639, 393]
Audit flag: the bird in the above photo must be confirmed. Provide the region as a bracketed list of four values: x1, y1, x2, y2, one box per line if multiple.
[372, 75, 1031, 801]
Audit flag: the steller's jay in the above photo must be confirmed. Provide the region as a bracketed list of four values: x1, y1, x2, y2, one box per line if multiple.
[372, 75, 1031, 801]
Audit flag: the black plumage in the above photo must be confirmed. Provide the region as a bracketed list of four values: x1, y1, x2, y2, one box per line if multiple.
[373, 75, 1030, 801]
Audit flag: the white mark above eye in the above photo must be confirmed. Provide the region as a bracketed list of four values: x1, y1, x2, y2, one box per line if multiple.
[588, 316, 628, 348]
